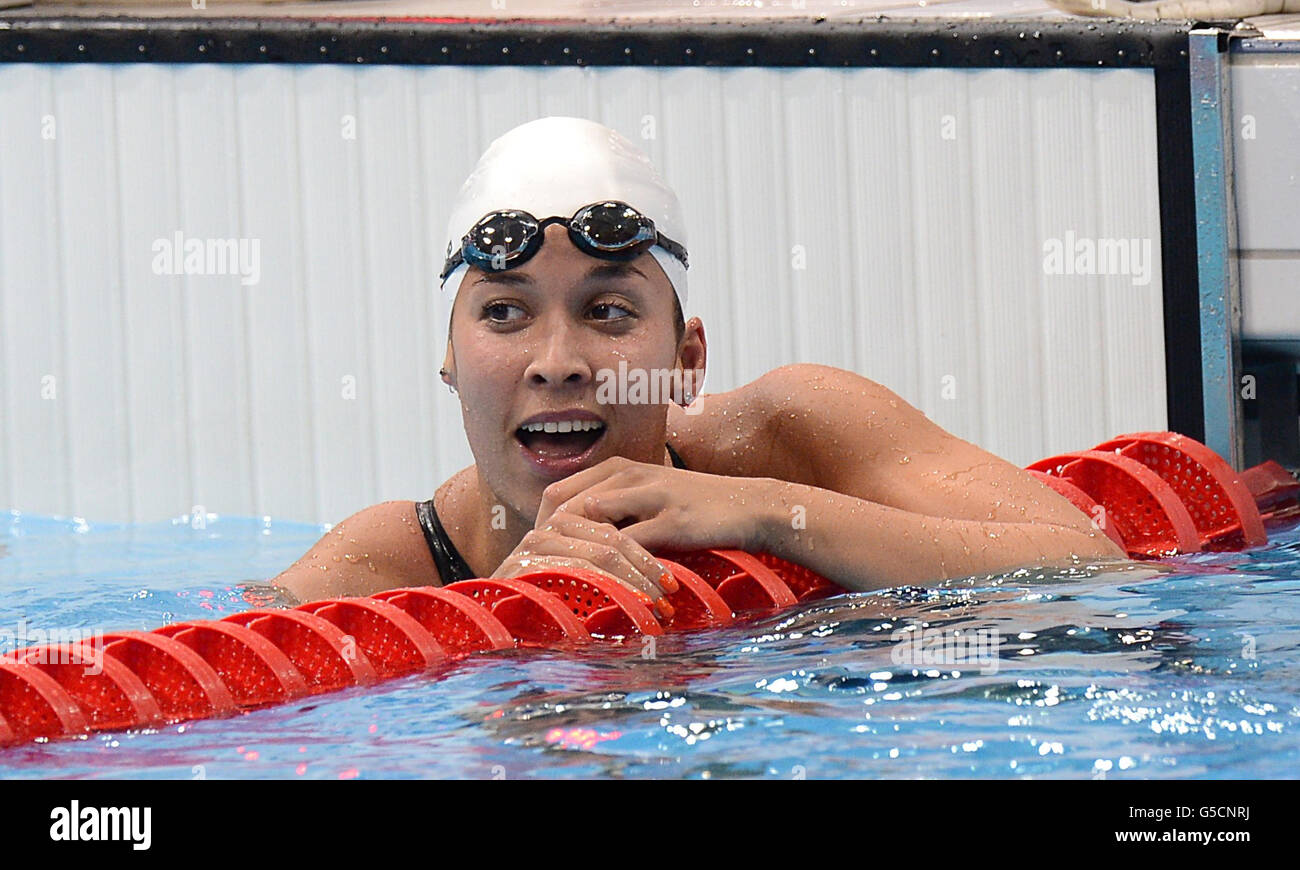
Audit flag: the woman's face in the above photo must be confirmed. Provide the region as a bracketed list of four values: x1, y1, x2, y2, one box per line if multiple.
[443, 223, 702, 520]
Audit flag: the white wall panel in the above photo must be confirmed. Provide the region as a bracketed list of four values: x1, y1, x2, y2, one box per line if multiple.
[1232, 57, 1300, 344]
[0, 63, 1168, 524]
[1231, 62, 1300, 252]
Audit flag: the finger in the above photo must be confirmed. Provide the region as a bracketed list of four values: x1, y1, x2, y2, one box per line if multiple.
[571, 486, 665, 528]
[612, 515, 683, 555]
[493, 556, 665, 611]
[500, 551, 664, 614]
[535, 457, 633, 525]
[543, 513, 678, 599]
[521, 519, 659, 599]
[553, 476, 630, 519]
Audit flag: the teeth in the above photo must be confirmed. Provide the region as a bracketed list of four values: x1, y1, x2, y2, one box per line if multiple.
[519, 420, 605, 434]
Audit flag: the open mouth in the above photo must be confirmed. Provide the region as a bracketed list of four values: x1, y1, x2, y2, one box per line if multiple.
[515, 420, 606, 459]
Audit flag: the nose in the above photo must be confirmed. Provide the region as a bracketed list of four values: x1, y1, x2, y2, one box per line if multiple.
[522, 316, 594, 389]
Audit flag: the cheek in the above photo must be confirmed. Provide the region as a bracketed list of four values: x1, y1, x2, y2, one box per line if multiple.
[456, 346, 529, 437]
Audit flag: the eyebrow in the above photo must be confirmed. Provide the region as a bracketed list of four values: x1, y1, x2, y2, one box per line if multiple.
[471, 261, 648, 287]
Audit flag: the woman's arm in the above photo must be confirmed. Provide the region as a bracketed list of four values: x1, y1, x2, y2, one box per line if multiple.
[753, 476, 1122, 592]
[748, 364, 1126, 591]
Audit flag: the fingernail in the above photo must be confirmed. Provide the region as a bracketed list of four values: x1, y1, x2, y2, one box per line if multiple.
[655, 599, 676, 621]
[659, 570, 680, 594]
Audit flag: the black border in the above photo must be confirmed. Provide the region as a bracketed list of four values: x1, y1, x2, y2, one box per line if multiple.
[0, 13, 1203, 436]
[1154, 62, 1204, 442]
[0, 16, 1191, 68]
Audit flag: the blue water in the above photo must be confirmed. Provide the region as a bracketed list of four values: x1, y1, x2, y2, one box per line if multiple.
[1, 508, 1298, 779]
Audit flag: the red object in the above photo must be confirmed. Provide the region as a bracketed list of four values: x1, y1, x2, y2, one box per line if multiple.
[7, 643, 163, 731]
[444, 578, 591, 646]
[295, 598, 446, 678]
[1241, 460, 1300, 526]
[99, 632, 239, 721]
[1026, 451, 1201, 557]
[1094, 432, 1267, 551]
[3, 428, 1283, 748]
[222, 609, 378, 693]
[0, 660, 91, 739]
[659, 559, 735, 629]
[154, 620, 309, 707]
[754, 553, 841, 602]
[510, 568, 663, 638]
[1028, 469, 1128, 550]
[371, 587, 516, 655]
[659, 549, 798, 612]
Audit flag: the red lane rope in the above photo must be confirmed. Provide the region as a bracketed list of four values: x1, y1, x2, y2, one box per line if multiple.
[510, 568, 663, 637]
[1027, 469, 1129, 550]
[1027, 450, 1202, 557]
[99, 632, 239, 721]
[370, 587, 515, 655]
[154, 621, 310, 708]
[657, 559, 734, 629]
[1094, 432, 1267, 551]
[658, 549, 799, 612]
[444, 578, 593, 646]
[222, 610, 379, 693]
[294, 598, 446, 677]
[9, 643, 163, 730]
[0, 431, 1285, 746]
[0, 661, 91, 740]
[1242, 460, 1300, 526]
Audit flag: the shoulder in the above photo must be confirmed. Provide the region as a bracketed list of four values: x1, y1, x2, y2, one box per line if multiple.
[751, 363, 902, 409]
[348, 498, 426, 528]
[272, 499, 438, 603]
[332, 499, 437, 569]
[754, 364, 922, 435]
[671, 364, 907, 484]
[755, 364, 936, 487]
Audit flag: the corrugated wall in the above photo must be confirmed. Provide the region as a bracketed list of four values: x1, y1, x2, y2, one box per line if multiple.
[0, 63, 1167, 525]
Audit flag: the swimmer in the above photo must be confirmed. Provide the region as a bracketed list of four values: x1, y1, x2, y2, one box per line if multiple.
[270, 116, 1125, 614]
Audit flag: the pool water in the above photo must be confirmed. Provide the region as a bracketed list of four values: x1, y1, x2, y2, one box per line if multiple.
[1, 509, 1298, 779]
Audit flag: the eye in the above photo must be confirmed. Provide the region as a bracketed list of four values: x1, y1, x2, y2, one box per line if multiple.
[482, 301, 526, 323]
[590, 301, 634, 321]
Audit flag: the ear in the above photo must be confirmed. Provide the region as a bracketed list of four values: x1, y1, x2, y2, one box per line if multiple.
[677, 317, 707, 403]
[440, 344, 456, 389]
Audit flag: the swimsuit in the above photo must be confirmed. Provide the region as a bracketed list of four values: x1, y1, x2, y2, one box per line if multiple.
[415, 443, 689, 585]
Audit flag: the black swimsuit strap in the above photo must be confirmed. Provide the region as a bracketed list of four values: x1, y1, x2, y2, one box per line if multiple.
[415, 498, 477, 584]
[417, 442, 688, 583]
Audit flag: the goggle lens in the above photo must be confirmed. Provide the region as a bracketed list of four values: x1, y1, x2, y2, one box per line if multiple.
[573, 202, 656, 256]
[465, 210, 539, 266]
[443, 200, 686, 280]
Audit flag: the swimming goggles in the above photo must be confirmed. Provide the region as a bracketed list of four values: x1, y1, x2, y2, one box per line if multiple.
[440, 200, 688, 281]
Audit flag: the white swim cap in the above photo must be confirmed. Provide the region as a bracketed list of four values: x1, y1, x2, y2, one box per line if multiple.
[440, 116, 689, 315]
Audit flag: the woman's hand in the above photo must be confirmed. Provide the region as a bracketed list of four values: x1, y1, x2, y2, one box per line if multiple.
[491, 507, 681, 618]
[536, 457, 776, 556]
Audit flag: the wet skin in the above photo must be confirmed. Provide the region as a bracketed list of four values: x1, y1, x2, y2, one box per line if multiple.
[272, 224, 1125, 608]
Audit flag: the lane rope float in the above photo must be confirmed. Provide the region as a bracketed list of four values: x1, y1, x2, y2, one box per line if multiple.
[1, 430, 1295, 747]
